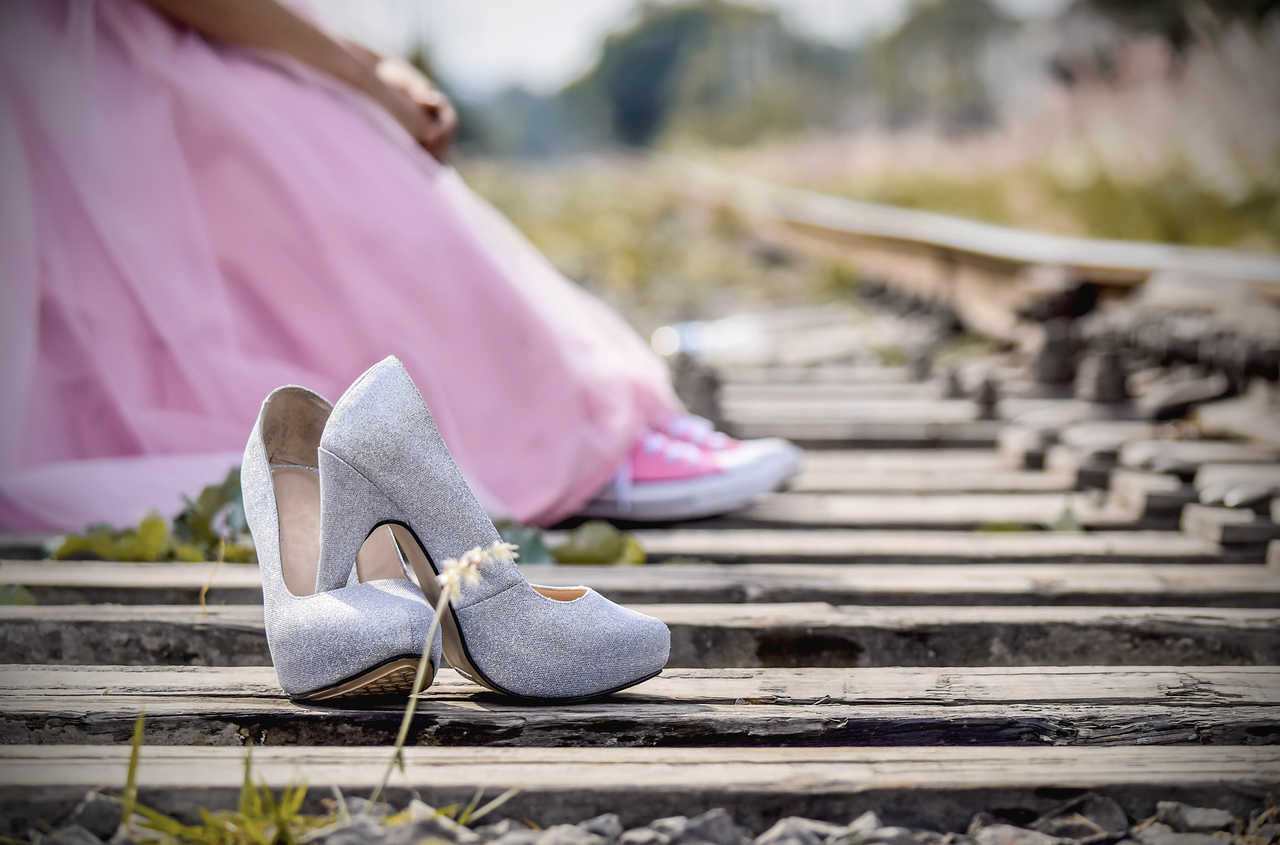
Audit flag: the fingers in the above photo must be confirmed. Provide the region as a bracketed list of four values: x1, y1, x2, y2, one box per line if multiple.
[417, 101, 457, 163]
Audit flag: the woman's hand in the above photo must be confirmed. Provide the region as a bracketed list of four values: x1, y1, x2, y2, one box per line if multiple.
[140, 0, 457, 162]
[372, 57, 458, 164]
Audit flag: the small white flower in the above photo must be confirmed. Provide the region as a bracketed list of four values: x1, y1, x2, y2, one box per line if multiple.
[436, 540, 518, 602]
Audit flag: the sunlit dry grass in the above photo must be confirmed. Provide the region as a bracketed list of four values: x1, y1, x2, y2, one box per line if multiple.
[457, 155, 860, 335]
[684, 22, 1280, 253]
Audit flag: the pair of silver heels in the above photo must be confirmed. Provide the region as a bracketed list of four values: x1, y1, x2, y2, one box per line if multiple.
[244, 356, 671, 702]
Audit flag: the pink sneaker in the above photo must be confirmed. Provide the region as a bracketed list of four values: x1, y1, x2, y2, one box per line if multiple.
[655, 413, 738, 451]
[579, 427, 799, 521]
[657, 413, 803, 491]
[629, 428, 720, 482]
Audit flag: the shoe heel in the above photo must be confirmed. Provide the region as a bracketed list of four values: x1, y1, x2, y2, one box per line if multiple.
[384, 523, 503, 693]
[317, 445, 495, 691]
[315, 446, 409, 593]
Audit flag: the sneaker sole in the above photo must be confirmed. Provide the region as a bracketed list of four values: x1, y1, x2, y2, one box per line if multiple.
[582, 440, 803, 521]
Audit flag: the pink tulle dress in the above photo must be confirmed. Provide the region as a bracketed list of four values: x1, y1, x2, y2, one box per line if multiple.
[0, 0, 680, 531]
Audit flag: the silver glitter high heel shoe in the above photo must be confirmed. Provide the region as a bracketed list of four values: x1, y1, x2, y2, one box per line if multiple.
[242, 384, 442, 700]
[314, 356, 670, 702]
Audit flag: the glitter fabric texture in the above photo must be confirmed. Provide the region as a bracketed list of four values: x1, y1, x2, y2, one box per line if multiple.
[316, 356, 670, 700]
[243, 385, 441, 698]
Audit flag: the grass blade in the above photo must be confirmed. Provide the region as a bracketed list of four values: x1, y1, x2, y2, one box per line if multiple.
[331, 786, 350, 824]
[466, 788, 522, 825]
[198, 543, 224, 619]
[285, 780, 309, 818]
[368, 590, 447, 809]
[239, 744, 260, 818]
[133, 804, 203, 839]
[118, 711, 145, 834]
[456, 787, 484, 826]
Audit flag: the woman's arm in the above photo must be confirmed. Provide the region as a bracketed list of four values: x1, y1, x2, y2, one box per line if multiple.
[141, 0, 457, 161]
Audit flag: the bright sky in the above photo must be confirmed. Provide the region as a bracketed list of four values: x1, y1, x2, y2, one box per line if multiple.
[310, 0, 1073, 98]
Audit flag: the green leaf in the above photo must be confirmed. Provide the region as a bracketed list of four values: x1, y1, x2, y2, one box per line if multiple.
[221, 541, 257, 564]
[173, 544, 207, 563]
[551, 521, 646, 566]
[494, 522, 554, 566]
[56, 468, 257, 564]
[0, 584, 36, 606]
[131, 512, 170, 561]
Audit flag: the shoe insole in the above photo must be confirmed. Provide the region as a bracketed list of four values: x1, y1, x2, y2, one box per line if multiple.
[271, 465, 407, 596]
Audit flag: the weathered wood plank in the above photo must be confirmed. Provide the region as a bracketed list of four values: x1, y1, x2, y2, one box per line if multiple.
[719, 491, 1171, 531]
[723, 398, 1074, 423]
[629, 528, 1252, 563]
[1, 665, 1275, 748]
[727, 419, 1006, 447]
[3, 604, 1275, 668]
[657, 604, 1280, 668]
[789, 448, 1074, 491]
[1118, 440, 1278, 470]
[4, 745, 1277, 837]
[728, 493, 1073, 529]
[0, 532, 56, 561]
[1197, 463, 1280, 491]
[798, 450, 1003, 471]
[9, 664, 1277, 705]
[723, 383, 947, 402]
[1109, 469, 1198, 519]
[8, 560, 1280, 607]
[1182, 505, 1280, 545]
[1, 560, 265, 606]
[1196, 395, 1280, 451]
[789, 468, 1071, 493]
[721, 366, 911, 385]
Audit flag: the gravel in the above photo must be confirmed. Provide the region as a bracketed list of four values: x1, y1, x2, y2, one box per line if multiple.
[36, 791, 1275, 845]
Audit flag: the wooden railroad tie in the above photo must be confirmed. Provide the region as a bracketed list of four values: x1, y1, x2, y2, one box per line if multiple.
[3, 603, 1276, 668]
[2, 664, 1278, 748]
[7, 560, 1280, 607]
[3, 745, 1277, 839]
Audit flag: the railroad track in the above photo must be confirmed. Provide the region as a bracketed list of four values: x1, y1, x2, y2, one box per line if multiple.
[5, 169, 1280, 837]
[4, 373, 1279, 834]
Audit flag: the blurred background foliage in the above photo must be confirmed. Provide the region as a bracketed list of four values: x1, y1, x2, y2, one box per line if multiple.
[426, 0, 1278, 284]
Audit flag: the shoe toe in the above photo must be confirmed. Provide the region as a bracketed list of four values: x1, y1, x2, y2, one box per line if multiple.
[719, 438, 802, 486]
[454, 586, 669, 700]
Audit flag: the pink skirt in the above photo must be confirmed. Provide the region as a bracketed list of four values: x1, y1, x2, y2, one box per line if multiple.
[0, 0, 679, 530]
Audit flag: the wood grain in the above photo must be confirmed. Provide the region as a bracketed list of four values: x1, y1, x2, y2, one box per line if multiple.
[7, 560, 1280, 607]
[629, 528, 1246, 563]
[3, 604, 1275, 668]
[1, 665, 1276, 749]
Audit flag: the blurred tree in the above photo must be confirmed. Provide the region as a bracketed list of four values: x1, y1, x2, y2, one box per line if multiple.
[1078, 0, 1280, 43]
[561, 0, 857, 149]
[873, 0, 1014, 131]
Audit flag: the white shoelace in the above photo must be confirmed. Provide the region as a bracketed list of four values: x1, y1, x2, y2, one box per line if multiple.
[664, 414, 731, 449]
[611, 430, 704, 513]
[640, 429, 704, 464]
